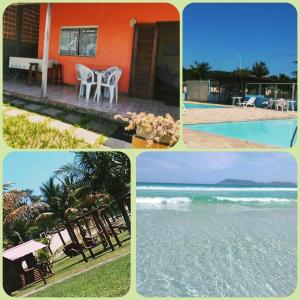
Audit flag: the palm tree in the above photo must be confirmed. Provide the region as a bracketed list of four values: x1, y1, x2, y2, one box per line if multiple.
[269, 75, 279, 82]
[278, 73, 291, 82]
[233, 67, 250, 94]
[4, 188, 49, 227]
[251, 61, 269, 78]
[3, 185, 49, 246]
[56, 152, 131, 232]
[39, 176, 87, 222]
[190, 61, 211, 80]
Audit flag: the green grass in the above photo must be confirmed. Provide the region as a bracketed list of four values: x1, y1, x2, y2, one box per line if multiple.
[31, 255, 130, 297]
[3, 114, 95, 149]
[12, 233, 131, 297]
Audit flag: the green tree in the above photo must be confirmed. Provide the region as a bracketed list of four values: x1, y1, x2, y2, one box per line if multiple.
[3, 188, 48, 228]
[39, 176, 86, 223]
[233, 67, 251, 94]
[3, 185, 49, 247]
[233, 67, 250, 77]
[189, 61, 211, 80]
[251, 61, 269, 77]
[278, 73, 291, 82]
[56, 152, 131, 233]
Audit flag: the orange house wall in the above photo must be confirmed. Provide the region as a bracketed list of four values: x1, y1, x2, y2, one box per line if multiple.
[38, 3, 179, 93]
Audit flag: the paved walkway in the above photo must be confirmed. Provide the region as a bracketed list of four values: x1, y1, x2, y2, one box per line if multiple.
[184, 105, 297, 124]
[22, 252, 130, 297]
[3, 99, 132, 148]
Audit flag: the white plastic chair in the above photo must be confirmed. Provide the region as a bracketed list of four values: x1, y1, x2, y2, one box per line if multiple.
[241, 97, 256, 107]
[100, 68, 122, 103]
[75, 64, 97, 101]
[275, 98, 288, 111]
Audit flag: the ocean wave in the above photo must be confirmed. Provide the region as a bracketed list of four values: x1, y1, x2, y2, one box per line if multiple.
[215, 197, 296, 203]
[137, 197, 192, 205]
[137, 186, 297, 192]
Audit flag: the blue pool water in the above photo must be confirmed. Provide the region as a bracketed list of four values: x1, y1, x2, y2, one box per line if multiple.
[184, 103, 225, 109]
[185, 119, 297, 147]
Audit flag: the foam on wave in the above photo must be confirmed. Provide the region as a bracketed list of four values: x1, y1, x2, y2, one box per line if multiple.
[137, 197, 192, 204]
[215, 196, 295, 203]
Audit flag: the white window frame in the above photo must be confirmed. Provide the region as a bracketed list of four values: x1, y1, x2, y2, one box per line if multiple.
[59, 25, 99, 57]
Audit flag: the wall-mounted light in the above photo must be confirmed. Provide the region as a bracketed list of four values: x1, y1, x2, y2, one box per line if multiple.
[130, 18, 137, 27]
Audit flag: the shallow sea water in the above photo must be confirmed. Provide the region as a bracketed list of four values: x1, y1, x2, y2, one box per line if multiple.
[136, 184, 297, 297]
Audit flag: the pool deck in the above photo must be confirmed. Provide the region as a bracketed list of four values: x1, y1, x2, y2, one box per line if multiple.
[183, 128, 275, 149]
[184, 106, 297, 125]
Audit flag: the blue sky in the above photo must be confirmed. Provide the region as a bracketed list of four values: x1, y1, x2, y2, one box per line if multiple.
[137, 152, 297, 184]
[183, 3, 297, 76]
[3, 152, 75, 195]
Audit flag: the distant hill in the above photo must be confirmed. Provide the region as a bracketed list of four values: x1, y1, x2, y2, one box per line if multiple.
[218, 179, 296, 186]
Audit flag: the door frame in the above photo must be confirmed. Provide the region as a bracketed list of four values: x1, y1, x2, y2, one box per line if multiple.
[129, 21, 180, 99]
[129, 23, 158, 98]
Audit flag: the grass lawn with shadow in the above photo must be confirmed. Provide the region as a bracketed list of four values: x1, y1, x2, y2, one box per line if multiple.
[12, 232, 130, 297]
[31, 254, 130, 297]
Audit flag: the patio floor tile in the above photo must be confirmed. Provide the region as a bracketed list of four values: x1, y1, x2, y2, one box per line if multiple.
[24, 103, 44, 111]
[64, 114, 82, 124]
[40, 107, 63, 117]
[85, 119, 118, 136]
[4, 81, 179, 120]
[104, 137, 132, 148]
[10, 99, 26, 106]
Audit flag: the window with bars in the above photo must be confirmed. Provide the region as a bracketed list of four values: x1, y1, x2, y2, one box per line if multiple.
[59, 27, 98, 56]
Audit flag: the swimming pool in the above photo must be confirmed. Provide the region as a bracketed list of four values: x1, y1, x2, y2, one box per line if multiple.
[185, 119, 297, 147]
[184, 103, 225, 109]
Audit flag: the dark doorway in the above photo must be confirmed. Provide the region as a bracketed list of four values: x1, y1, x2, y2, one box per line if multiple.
[129, 22, 179, 106]
[154, 22, 179, 106]
[3, 4, 40, 79]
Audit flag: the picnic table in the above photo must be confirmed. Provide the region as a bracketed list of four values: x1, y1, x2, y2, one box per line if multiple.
[9, 57, 61, 84]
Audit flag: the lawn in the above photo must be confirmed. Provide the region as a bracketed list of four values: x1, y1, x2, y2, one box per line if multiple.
[12, 232, 131, 297]
[31, 254, 130, 297]
[3, 114, 102, 149]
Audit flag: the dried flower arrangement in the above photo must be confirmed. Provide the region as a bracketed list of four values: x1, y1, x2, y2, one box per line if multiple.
[114, 112, 180, 146]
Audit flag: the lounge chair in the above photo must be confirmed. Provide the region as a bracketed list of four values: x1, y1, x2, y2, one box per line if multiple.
[241, 97, 256, 107]
[262, 98, 274, 109]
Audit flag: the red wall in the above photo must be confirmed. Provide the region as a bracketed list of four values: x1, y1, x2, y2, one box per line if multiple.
[38, 3, 179, 93]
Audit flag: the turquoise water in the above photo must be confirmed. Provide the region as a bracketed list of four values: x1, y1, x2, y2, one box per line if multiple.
[185, 119, 297, 147]
[137, 183, 297, 297]
[184, 103, 225, 109]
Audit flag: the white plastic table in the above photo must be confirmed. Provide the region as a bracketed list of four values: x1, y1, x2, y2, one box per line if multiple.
[232, 96, 243, 106]
[287, 100, 296, 111]
[94, 70, 106, 101]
